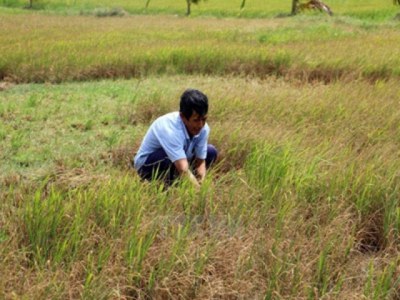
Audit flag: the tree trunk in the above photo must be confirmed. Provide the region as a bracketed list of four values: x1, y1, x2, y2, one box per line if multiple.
[29, 0, 33, 8]
[291, 0, 298, 15]
[186, 0, 191, 16]
[239, 0, 246, 16]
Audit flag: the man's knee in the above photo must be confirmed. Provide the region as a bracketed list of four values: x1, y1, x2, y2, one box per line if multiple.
[138, 149, 173, 180]
[206, 144, 218, 167]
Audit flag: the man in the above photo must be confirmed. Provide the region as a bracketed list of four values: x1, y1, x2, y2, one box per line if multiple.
[133, 89, 218, 188]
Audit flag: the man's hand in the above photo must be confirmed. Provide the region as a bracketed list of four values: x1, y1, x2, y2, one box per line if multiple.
[193, 158, 206, 183]
[174, 158, 201, 189]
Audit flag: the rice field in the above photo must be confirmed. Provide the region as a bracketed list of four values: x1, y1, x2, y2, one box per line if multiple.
[0, 1, 400, 299]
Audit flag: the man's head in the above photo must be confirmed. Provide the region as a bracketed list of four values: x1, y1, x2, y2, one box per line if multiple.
[179, 89, 208, 136]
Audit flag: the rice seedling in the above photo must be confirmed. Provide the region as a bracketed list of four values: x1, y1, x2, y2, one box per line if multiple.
[364, 256, 400, 299]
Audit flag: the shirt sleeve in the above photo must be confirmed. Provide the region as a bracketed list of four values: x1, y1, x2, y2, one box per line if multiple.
[194, 124, 209, 160]
[153, 120, 187, 163]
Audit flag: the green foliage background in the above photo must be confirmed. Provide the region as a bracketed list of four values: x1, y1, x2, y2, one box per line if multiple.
[1, 0, 399, 19]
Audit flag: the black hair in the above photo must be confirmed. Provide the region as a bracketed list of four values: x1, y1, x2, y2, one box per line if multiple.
[179, 89, 209, 119]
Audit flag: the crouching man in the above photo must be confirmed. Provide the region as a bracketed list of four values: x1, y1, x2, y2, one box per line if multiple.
[133, 89, 218, 188]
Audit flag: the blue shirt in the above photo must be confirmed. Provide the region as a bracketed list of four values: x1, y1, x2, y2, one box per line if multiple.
[134, 112, 210, 171]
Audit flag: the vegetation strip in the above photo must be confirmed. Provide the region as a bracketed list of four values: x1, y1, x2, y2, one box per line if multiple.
[1, 13, 400, 84]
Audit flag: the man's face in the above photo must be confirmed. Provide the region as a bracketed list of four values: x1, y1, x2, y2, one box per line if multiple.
[180, 111, 207, 136]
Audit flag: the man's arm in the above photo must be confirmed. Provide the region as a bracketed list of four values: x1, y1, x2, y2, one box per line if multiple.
[174, 158, 200, 188]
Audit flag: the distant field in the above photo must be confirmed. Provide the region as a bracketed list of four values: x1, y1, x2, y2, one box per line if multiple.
[1, 0, 399, 19]
[1, 3, 400, 300]
[1, 11, 400, 84]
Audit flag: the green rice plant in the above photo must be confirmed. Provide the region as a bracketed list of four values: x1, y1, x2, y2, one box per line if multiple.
[81, 267, 114, 299]
[92, 177, 149, 233]
[244, 143, 292, 205]
[364, 256, 400, 299]
[364, 261, 375, 298]
[126, 228, 157, 276]
[178, 178, 201, 215]
[105, 131, 120, 151]
[273, 198, 296, 240]
[10, 129, 27, 153]
[288, 152, 323, 205]
[198, 175, 216, 213]
[395, 207, 400, 237]
[169, 217, 192, 261]
[273, 51, 293, 76]
[26, 94, 40, 107]
[84, 119, 93, 131]
[23, 185, 67, 265]
[0, 230, 9, 244]
[193, 241, 214, 276]
[342, 224, 357, 263]
[0, 126, 7, 141]
[260, 236, 301, 299]
[353, 177, 378, 214]
[20, 182, 113, 267]
[263, 263, 280, 300]
[383, 196, 400, 243]
[314, 246, 331, 297]
[51, 194, 88, 265]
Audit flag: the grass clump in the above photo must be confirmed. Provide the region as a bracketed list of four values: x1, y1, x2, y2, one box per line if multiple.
[92, 7, 128, 17]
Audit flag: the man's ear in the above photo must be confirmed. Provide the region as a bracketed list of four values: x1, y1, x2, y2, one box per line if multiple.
[179, 112, 186, 120]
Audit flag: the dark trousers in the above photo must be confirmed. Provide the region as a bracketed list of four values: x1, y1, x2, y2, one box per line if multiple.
[137, 145, 218, 183]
